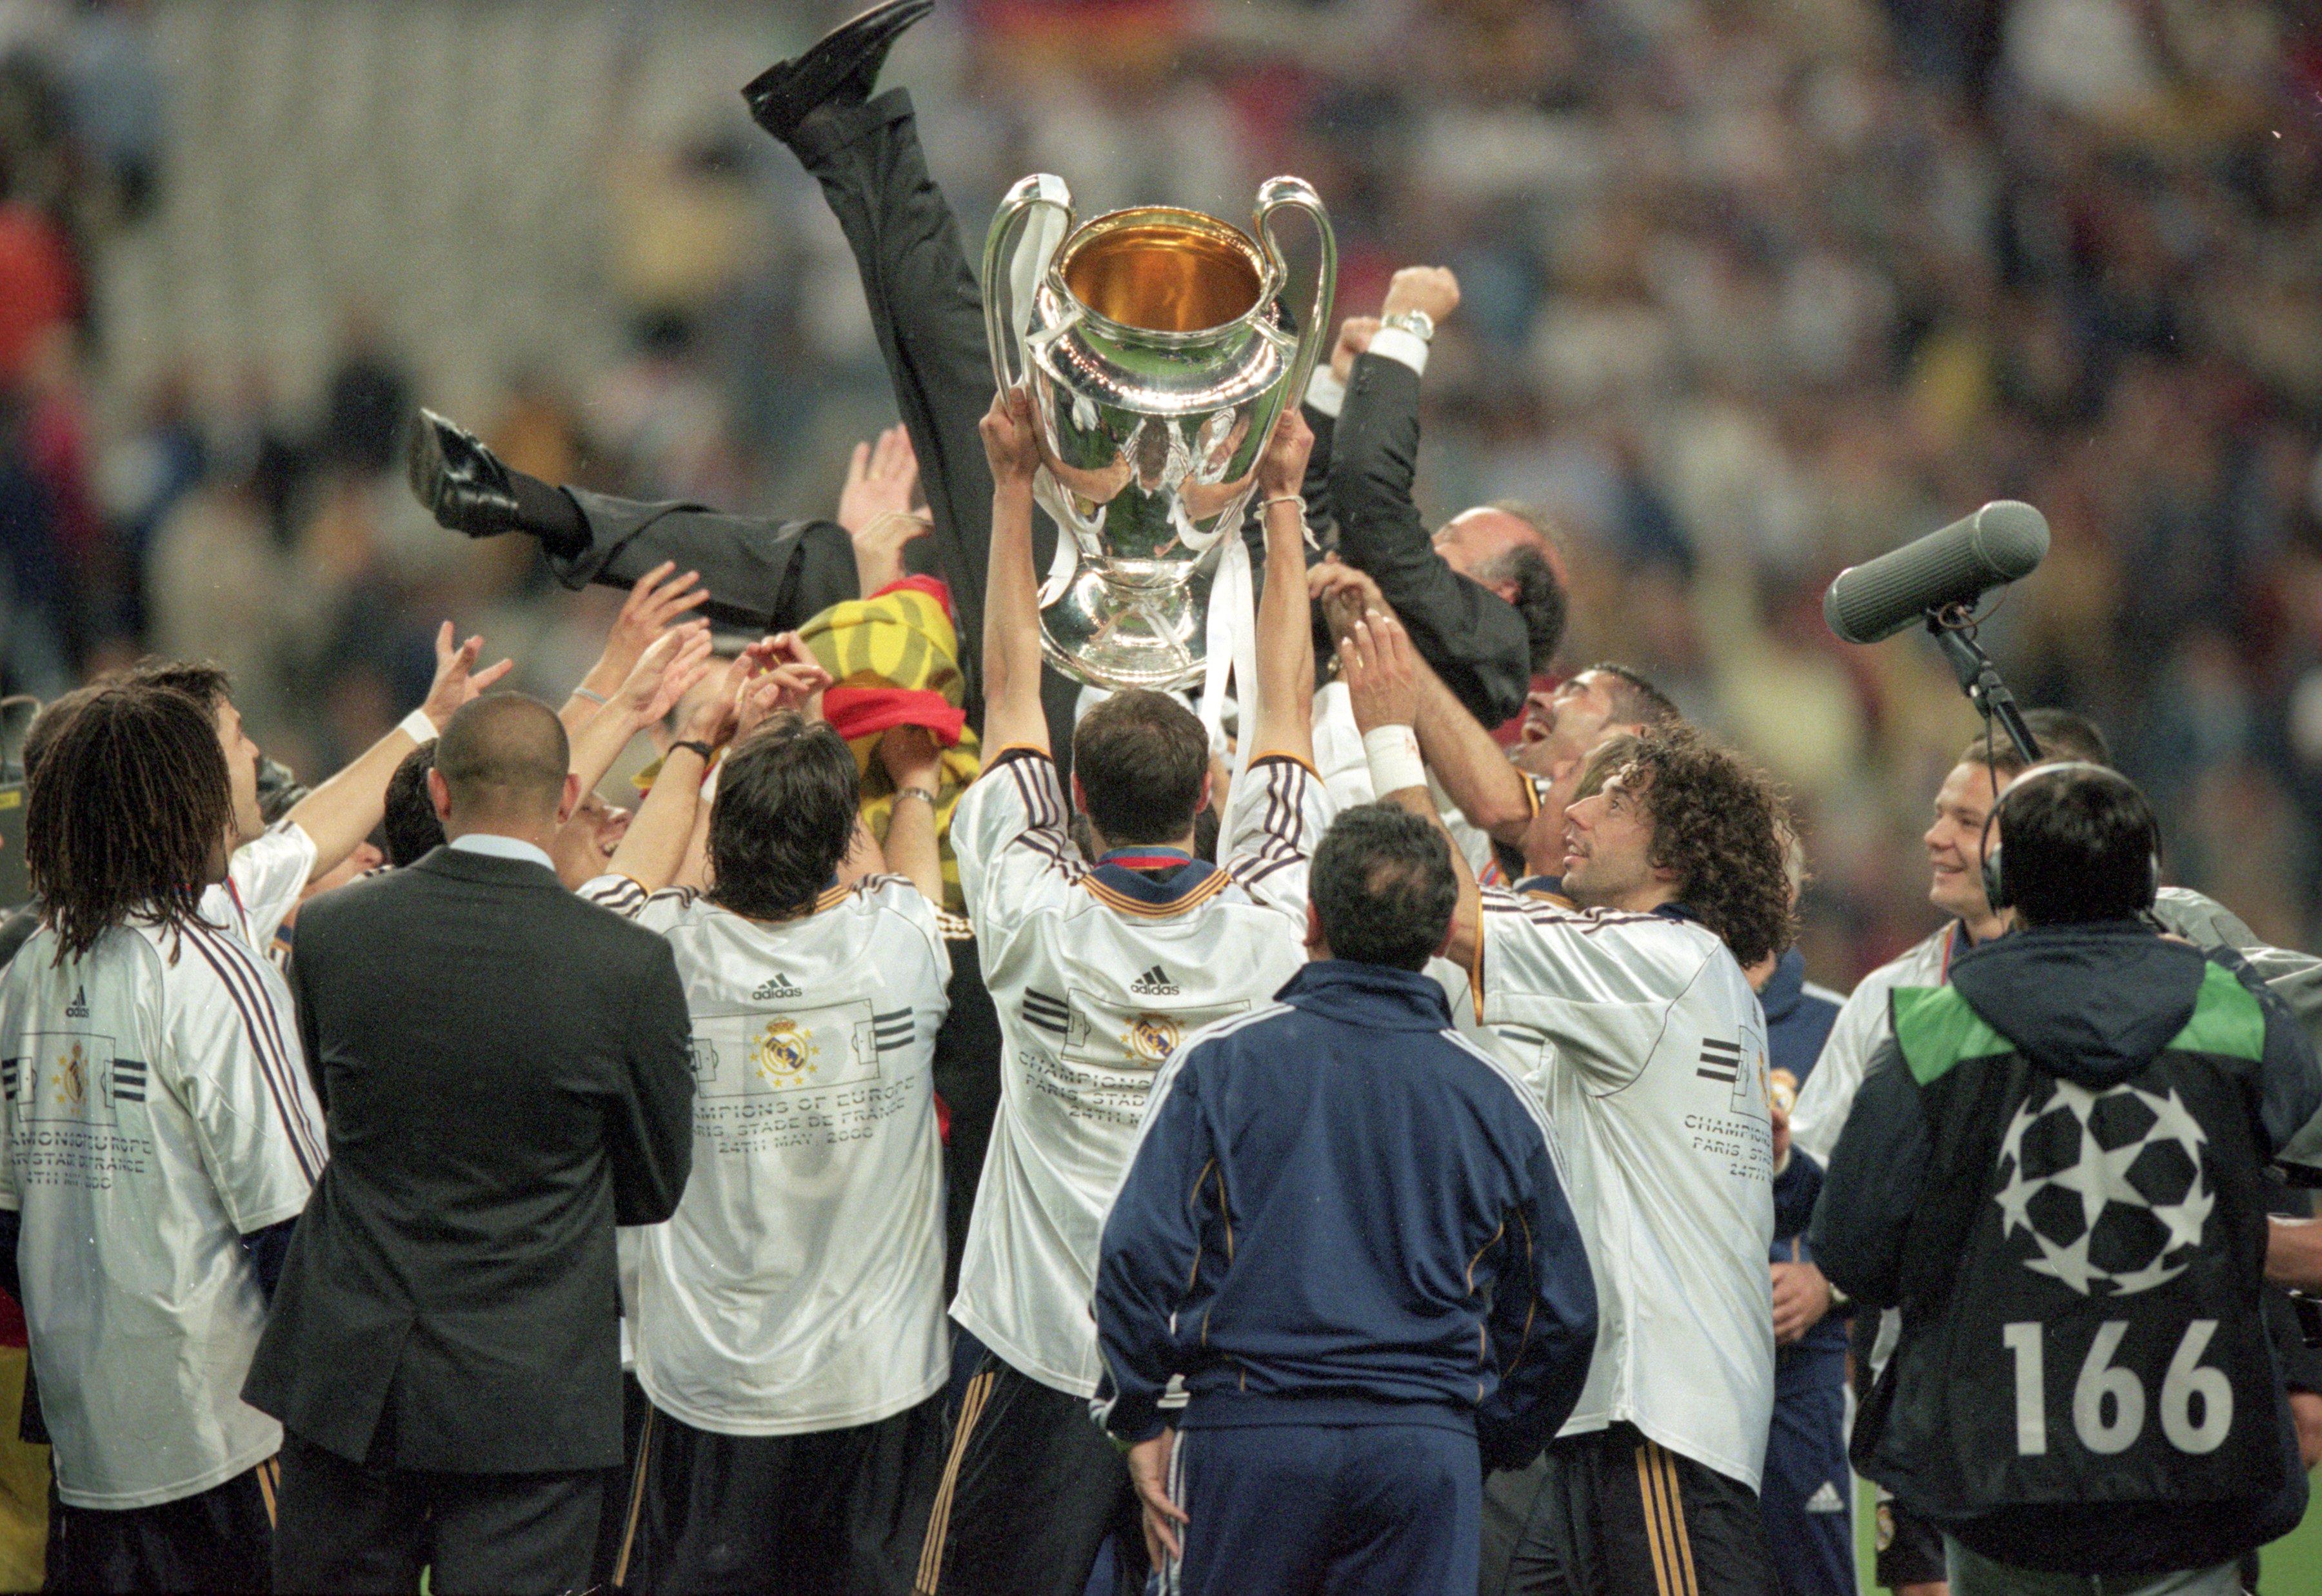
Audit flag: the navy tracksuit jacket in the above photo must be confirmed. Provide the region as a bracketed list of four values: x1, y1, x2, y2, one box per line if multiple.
[1092, 960, 1597, 1593]
[1760, 949, 1853, 1596]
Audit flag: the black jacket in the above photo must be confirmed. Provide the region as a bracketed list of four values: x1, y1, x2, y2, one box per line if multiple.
[1327, 353, 1536, 726]
[242, 845, 695, 1473]
[1811, 922, 2322, 1574]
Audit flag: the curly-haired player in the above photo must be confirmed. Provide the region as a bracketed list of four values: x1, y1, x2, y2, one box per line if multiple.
[1589, 724, 1794, 969]
[1338, 611, 1791, 1596]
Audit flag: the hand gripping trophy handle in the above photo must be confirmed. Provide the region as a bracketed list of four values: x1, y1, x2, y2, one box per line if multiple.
[1251, 176, 1338, 427]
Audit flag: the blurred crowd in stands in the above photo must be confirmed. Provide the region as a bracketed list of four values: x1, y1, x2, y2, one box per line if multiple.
[2, 0, 2321, 984]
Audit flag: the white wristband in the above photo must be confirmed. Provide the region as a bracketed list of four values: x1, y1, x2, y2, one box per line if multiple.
[1362, 724, 1426, 796]
[399, 707, 440, 745]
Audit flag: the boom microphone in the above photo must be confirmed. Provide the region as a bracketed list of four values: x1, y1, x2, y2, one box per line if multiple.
[1822, 500, 2050, 645]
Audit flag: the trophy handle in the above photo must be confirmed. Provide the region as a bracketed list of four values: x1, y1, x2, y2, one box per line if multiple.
[982, 174, 1077, 397]
[1253, 177, 1338, 413]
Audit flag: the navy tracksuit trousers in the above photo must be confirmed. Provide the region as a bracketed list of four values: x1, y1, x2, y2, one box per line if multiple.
[1160, 1423, 1480, 1595]
[1759, 1382, 1852, 1596]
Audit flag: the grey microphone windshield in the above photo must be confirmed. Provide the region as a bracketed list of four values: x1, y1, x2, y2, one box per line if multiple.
[1823, 501, 2050, 645]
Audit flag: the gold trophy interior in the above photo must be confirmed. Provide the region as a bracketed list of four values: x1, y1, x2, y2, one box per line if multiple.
[1059, 219, 1267, 335]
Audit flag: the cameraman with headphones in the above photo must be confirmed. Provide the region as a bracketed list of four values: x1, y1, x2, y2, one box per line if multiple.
[1811, 762, 2322, 1595]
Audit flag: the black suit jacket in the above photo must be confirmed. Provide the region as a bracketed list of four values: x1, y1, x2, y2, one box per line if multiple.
[1328, 353, 1536, 726]
[243, 845, 693, 1473]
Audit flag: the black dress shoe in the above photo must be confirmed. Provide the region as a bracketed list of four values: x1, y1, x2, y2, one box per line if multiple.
[742, 0, 934, 144]
[408, 408, 521, 538]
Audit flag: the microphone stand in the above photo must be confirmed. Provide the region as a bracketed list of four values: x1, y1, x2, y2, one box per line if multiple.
[1925, 611, 2041, 764]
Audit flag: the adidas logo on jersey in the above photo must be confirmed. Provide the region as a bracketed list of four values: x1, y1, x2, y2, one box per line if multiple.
[1129, 965, 1180, 996]
[64, 987, 88, 1019]
[1805, 1481, 1845, 1513]
[753, 973, 804, 1000]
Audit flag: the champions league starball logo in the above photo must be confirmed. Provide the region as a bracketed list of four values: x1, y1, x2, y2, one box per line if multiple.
[1992, 1079, 2213, 1296]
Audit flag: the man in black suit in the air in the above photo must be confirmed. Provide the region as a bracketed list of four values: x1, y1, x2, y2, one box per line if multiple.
[244, 693, 695, 1595]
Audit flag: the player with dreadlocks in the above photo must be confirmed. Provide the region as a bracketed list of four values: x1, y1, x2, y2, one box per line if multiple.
[0, 682, 328, 1589]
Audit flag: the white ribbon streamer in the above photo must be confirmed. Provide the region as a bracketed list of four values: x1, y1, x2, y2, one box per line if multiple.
[1198, 531, 1260, 791]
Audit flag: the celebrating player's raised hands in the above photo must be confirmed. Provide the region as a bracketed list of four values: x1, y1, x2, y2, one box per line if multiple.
[1309, 555, 1389, 646]
[849, 511, 933, 597]
[979, 385, 1042, 488]
[420, 620, 516, 731]
[613, 622, 715, 727]
[837, 423, 921, 535]
[1338, 611, 1420, 734]
[1256, 406, 1315, 500]
[607, 562, 710, 680]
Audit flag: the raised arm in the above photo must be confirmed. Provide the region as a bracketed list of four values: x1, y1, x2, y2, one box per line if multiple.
[978, 387, 1050, 759]
[1329, 269, 1534, 727]
[1338, 611, 1482, 969]
[604, 647, 828, 894]
[1312, 558, 1534, 845]
[558, 562, 710, 734]
[284, 622, 512, 875]
[566, 623, 713, 800]
[837, 424, 933, 597]
[877, 724, 948, 904]
[1245, 408, 1318, 767]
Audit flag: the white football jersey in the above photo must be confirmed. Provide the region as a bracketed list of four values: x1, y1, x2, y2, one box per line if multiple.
[1477, 891, 1776, 1490]
[949, 749, 1326, 1397]
[208, 822, 316, 954]
[580, 874, 952, 1436]
[1789, 922, 1955, 1168]
[0, 914, 325, 1508]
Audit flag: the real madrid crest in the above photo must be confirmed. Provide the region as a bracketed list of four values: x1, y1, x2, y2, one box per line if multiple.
[54, 1040, 85, 1105]
[752, 1018, 820, 1088]
[1122, 1013, 1181, 1066]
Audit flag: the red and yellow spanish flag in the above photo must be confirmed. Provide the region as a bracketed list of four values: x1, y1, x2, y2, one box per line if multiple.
[797, 576, 981, 911]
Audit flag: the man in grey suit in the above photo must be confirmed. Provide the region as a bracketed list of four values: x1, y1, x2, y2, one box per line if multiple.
[244, 693, 695, 1595]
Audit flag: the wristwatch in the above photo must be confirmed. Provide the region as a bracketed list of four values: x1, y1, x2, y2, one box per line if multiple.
[893, 785, 939, 809]
[670, 739, 717, 764]
[1380, 308, 1435, 343]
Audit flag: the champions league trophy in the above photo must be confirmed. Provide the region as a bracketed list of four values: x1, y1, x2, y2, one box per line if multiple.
[982, 175, 1336, 700]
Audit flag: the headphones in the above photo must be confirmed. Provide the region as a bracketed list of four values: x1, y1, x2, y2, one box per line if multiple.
[1980, 759, 2160, 914]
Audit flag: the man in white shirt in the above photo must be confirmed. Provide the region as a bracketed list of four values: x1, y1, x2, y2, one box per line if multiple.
[1345, 611, 1791, 1595]
[577, 651, 964, 1596]
[0, 680, 330, 1591]
[912, 389, 1327, 1596]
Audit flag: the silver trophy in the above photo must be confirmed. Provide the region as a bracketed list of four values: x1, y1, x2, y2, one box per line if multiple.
[982, 175, 1336, 692]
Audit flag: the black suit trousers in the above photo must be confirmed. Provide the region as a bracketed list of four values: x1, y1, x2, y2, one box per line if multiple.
[273, 1430, 602, 1596]
[543, 88, 1085, 758]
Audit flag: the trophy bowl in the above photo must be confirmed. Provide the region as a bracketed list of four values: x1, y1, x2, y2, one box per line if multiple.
[984, 175, 1336, 693]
